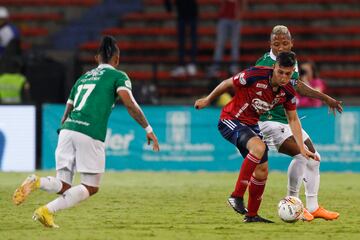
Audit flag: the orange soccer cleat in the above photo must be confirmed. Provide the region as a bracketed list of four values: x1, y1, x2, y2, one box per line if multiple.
[302, 208, 314, 221]
[311, 206, 339, 220]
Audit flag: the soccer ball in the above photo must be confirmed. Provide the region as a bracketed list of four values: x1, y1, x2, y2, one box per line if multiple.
[278, 196, 304, 223]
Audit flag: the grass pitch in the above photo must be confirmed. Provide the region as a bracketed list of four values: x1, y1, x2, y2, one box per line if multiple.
[0, 171, 359, 240]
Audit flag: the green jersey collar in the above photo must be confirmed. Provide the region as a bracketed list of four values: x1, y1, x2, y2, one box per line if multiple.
[98, 64, 115, 70]
[269, 50, 276, 61]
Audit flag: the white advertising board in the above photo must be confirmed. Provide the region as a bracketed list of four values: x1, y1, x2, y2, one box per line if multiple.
[0, 105, 36, 171]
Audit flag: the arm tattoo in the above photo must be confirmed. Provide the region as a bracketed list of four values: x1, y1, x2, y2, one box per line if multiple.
[296, 80, 327, 100]
[126, 104, 149, 128]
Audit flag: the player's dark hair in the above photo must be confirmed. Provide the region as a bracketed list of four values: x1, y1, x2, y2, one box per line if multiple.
[97, 35, 119, 63]
[276, 51, 296, 68]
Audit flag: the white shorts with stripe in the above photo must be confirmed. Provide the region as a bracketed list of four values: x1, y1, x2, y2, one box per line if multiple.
[55, 129, 105, 174]
[258, 121, 310, 151]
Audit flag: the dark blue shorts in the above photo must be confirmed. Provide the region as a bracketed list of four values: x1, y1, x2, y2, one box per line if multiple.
[218, 119, 268, 163]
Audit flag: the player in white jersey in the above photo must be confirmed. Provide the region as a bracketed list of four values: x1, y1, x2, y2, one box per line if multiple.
[12, 36, 160, 228]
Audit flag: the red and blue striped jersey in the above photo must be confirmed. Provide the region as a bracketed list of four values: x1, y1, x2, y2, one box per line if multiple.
[220, 66, 297, 125]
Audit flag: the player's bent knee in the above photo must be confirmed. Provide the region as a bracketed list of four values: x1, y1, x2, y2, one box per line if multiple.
[248, 141, 266, 158]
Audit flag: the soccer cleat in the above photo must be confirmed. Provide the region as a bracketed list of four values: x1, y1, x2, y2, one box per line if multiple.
[301, 208, 314, 221]
[228, 196, 248, 215]
[33, 206, 59, 228]
[243, 215, 274, 223]
[13, 174, 40, 205]
[311, 206, 339, 220]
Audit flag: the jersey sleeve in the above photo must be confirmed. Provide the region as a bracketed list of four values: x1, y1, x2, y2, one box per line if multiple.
[283, 85, 297, 111]
[67, 80, 79, 105]
[232, 70, 248, 89]
[115, 71, 132, 93]
[233, 67, 271, 90]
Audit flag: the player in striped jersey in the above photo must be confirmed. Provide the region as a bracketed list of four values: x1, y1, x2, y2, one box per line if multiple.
[13, 36, 160, 228]
[195, 51, 317, 223]
[256, 25, 340, 221]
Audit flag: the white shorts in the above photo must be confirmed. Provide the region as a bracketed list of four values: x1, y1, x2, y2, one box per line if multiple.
[56, 169, 102, 187]
[55, 129, 105, 174]
[258, 121, 310, 150]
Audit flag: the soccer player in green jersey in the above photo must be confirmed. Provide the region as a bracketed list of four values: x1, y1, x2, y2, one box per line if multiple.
[256, 25, 341, 221]
[12, 36, 160, 228]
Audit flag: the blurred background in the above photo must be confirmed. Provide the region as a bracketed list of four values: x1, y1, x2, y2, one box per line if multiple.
[0, 0, 359, 172]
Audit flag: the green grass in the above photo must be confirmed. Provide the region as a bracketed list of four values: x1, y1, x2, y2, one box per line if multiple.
[0, 171, 359, 240]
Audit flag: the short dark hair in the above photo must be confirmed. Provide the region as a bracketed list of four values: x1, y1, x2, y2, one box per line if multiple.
[97, 35, 119, 63]
[276, 51, 296, 68]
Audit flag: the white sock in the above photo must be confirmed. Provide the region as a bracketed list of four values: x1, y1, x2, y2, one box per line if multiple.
[287, 154, 307, 197]
[304, 152, 320, 212]
[46, 184, 90, 213]
[40, 176, 63, 193]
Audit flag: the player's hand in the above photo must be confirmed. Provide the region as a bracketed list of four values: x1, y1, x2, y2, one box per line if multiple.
[300, 147, 320, 161]
[324, 96, 343, 116]
[194, 97, 210, 110]
[146, 132, 160, 152]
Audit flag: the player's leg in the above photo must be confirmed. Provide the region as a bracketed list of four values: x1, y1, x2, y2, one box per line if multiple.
[48, 130, 105, 210]
[218, 120, 263, 215]
[301, 137, 318, 212]
[12, 130, 74, 205]
[277, 129, 315, 221]
[228, 136, 265, 216]
[45, 173, 101, 214]
[40, 133, 76, 194]
[279, 136, 306, 198]
[244, 156, 273, 223]
[37, 136, 75, 194]
[303, 138, 339, 220]
[43, 130, 104, 212]
[260, 121, 313, 221]
[32, 168, 74, 228]
[259, 121, 306, 198]
[233, 136, 266, 196]
[35, 172, 101, 228]
[32, 130, 77, 227]
[280, 128, 339, 220]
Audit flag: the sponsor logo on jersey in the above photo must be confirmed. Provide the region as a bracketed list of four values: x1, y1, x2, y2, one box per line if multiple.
[235, 103, 249, 118]
[276, 92, 286, 97]
[83, 68, 105, 81]
[234, 72, 246, 85]
[251, 98, 272, 114]
[256, 83, 267, 89]
[256, 91, 262, 96]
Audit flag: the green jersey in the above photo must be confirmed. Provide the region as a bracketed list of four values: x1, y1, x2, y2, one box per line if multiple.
[255, 51, 299, 124]
[61, 64, 132, 142]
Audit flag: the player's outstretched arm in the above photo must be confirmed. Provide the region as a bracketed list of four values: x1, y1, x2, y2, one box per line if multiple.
[118, 89, 160, 152]
[286, 110, 319, 161]
[194, 78, 233, 109]
[296, 80, 343, 115]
